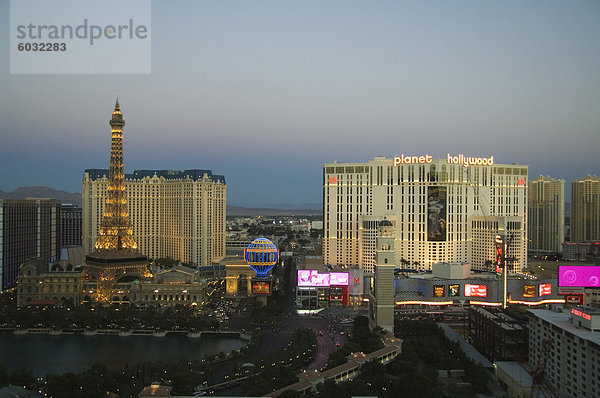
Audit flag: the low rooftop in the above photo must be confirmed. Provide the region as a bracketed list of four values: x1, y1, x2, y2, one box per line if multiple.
[528, 308, 600, 345]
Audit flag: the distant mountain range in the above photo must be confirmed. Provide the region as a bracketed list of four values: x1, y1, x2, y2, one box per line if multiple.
[227, 205, 321, 216]
[235, 202, 322, 211]
[0, 186, 322, 216]
[0, 186, 82, 207]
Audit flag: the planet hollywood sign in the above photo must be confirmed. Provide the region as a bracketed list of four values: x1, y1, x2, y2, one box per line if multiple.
[393, 153, 494, 168]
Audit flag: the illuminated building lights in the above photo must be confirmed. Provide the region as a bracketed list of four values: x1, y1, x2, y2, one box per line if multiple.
[469, 301, 502, 307]
[394, 301, 454, 306]
[85, 100, 150, 302]
[244, 238, 278, 278]
[93, 99, 138, 252]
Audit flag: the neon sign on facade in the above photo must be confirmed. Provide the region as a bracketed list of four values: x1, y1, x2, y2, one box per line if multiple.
[392, 153, 494, 168]
[571, 308, 592, 320]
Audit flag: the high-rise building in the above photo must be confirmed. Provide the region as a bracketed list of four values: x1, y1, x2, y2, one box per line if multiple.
[528, 175, 565, 254]
[84, 99, 149, 301]
[0, 198, 60, 290]
[60, 204, 82, 247]
[529, 307, 600, 398]
[323, 155, 528, 273]
[82, 169, 226, 266]
[571, 175, 600, 242]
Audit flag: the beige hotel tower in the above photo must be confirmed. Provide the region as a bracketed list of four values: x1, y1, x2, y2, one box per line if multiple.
[83, 170, 226, 267]
[323, 155, 528, 273]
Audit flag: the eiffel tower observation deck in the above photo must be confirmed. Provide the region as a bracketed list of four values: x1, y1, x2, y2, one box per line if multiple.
[85, 99, 150, 301]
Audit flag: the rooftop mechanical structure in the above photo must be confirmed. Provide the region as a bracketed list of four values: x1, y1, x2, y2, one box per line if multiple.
[244, 237, 279, 278]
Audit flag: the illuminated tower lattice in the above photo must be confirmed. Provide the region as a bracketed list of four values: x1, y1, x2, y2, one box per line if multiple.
[85, 99, 150, 301]
[94, 99, 138, 251]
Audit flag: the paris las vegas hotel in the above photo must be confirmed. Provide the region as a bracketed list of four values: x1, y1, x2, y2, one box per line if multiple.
[323, 154, 528, 274]
[82, 169, 226, 266]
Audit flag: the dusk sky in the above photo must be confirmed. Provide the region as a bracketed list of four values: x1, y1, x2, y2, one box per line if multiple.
[1, 1, 599, 206]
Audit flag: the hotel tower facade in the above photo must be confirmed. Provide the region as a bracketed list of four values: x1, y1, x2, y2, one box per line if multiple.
[571, 175, 600, 243]
[528, 175, 565, 254]
[323, 155, 528, 273]
[83, 169, 226, 266]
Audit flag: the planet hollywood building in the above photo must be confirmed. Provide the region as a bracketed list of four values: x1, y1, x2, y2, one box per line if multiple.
[323, 154, 528, 274]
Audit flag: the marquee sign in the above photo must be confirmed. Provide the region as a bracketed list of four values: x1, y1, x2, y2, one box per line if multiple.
[393, 154, 494, 168]
[465, 284, 487, 297]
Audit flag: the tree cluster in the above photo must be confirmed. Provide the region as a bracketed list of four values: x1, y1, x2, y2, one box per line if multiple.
[1, 301, 219, 332]
[241, 328, 317, 396]
[250, 290, 286, 324]
[313, 319, 491, 397]
[324, 315, 385, 369]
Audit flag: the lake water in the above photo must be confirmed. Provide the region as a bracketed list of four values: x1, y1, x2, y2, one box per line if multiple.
[0, 333, 245, 377]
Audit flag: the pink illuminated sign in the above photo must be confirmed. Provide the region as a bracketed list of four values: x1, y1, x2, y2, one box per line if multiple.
[559, 266, 600, 287]
[298, 270, 319, 286]
[330, 272, 349, 286]
[571, 308, 591, 320]
[297, 270, 349, 287]
[312, 273, 330, 286]
[539, 283, 552, 296]
[465, 284, 487, 297]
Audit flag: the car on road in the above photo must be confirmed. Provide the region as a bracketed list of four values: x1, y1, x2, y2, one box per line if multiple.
[318, 331, 323, 336]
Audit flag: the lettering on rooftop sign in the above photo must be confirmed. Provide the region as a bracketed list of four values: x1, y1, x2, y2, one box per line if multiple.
[571, 308, 591, 320]
[392, 154, 494, 167]
[393, 154, 433, 165]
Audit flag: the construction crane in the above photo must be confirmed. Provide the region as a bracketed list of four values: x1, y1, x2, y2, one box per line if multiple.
[531, 339, 560, 398]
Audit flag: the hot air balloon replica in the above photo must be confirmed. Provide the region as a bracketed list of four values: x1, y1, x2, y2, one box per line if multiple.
[244, 237, 279, 301]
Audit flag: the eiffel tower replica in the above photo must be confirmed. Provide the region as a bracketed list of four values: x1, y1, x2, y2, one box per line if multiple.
[85, 99, 150, 301]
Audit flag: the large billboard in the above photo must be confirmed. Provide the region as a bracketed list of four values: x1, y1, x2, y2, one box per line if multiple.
[330, 272, 349, 286]
[297, 270, 349, 287]
[539, 283, 552, 296]
[495, 235, 505, 274]
[523, 285, 536, 298]
[433, 285, 445, 297]
[349, 268, 364, 297]
[449, 284, 460, 297]
[427, 186, 447, 241]
[559, 266, 600, 287]
[251, 280, 271, 295]
[465, 284, 487, 297]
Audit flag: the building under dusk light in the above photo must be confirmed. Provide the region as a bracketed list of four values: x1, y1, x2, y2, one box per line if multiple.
[83, 168, 226, 267]
[571, 175, 600, 243]
[60, 204, 82, 248]
[323, 155, 528, 273]
[529, 306, 600, 398]
[0, 198, 60, 291]
[528, 175, 565, 254]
